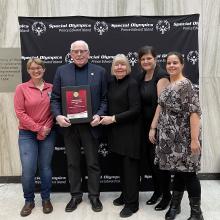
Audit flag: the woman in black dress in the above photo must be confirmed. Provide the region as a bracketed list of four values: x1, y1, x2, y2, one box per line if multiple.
[138, 46, 171, 211]
[100, 54, 141, 218]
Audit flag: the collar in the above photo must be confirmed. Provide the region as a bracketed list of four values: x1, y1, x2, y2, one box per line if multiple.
[26, 79, 50, 90]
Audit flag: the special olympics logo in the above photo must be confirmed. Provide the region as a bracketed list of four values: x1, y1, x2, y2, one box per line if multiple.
[32, 22, 46, 36]
[127, 52, 138, 66]
[187, 51, 199, 65]
[98, 143, 109, 157]
[65, 53, 73, 63]
[156, 20, 170, 34]
[94, 21, 108, 35]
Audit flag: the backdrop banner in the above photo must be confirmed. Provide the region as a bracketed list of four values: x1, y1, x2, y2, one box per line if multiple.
[18, 14, 199, 192]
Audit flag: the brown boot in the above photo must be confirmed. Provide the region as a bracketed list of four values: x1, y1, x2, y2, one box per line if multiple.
[42, 200, 53, 214]
[20, 202, 35, 217]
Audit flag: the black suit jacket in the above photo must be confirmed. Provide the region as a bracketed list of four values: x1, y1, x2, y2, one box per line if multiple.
[51, 62, 108, 138]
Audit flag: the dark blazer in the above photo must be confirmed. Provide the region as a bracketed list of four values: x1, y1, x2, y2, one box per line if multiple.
[107, 75, 141, 159]
[140, 64, 169, 123]
[50, 62, 108, 138]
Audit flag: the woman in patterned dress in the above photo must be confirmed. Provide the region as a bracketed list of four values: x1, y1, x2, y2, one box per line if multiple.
[149, 52, 204, 220]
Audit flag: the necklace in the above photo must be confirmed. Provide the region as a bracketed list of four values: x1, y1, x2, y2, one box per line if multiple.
[170, 76, 186, 84]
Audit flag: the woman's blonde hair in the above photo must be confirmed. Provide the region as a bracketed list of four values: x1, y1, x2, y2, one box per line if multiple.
[26, 58, 45, 70]
[111, 54, 131, 75]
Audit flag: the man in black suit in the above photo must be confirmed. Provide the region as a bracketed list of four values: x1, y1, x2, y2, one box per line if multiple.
[51, 40, 107, 212]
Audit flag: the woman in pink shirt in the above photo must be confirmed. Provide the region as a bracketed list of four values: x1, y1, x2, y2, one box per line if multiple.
[14, 58, 55, 217]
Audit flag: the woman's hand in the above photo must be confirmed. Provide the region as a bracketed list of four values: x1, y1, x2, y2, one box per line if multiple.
[99, 116, 114, 125]
[90, 115, 100, 127]
[37, 126, 51, 140]
[149, 128, 156, 144]
[191, 139, 201, 155]
[42, 126, 51, 136]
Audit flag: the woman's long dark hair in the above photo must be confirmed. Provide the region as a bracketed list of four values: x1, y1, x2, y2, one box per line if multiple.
[138, 45, 157, 61]
[166, 51, 184, 65]
[166, 51, 185, 75]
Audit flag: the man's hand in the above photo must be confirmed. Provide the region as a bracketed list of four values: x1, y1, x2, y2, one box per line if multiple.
[90, 115, 100, 127]
[56, 115, 71, 127]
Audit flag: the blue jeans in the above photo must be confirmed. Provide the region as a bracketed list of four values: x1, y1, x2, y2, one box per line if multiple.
[18, 129, 55, 202]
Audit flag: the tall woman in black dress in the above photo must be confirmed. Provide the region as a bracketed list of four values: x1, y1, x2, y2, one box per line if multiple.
[100, 54, 141, 218]
[138, 46, 171, 210]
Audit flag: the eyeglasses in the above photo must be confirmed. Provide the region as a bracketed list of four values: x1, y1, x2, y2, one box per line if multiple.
[71, 50, 88, 55]
[29, 67, 43, 71]
[114, 63, 126, 67]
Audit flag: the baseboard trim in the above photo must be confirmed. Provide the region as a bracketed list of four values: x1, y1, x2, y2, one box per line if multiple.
[0, 173, 220, 184]
[0, 176, 21, 183]
[198, 173, 220, 180]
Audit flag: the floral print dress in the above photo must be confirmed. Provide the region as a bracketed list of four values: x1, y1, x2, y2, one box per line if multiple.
[155, 78, 202, 172]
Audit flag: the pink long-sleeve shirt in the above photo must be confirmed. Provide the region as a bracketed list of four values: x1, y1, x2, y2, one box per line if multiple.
[14, 79, 54, 132]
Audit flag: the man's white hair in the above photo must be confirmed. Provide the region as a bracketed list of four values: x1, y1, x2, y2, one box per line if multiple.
[70, 40, 89, 51]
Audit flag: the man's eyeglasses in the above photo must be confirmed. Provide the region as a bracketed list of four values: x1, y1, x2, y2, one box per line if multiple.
[71, 50, 88, 55]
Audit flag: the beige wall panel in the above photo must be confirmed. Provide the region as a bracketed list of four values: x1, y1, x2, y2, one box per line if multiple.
[0, 93, 20, 175]
[202, 77, 220, 172]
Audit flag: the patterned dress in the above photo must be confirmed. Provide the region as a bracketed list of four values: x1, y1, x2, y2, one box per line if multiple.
[155, 78, 202, 172]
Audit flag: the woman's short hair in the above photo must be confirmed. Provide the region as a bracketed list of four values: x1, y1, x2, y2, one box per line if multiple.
[111, 54, 131, 75]
[26, 58, 45, 70]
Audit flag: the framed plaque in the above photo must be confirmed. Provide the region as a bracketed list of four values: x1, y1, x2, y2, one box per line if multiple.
[61, 85, 92, 124]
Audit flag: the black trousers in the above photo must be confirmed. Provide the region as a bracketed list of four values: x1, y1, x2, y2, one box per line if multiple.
[172, 172, 201, 198]
[63, 124, 101, 199]
[147, 144, 171, 196]
[140, 131, 171, 196]
[116, 154, 139, 211]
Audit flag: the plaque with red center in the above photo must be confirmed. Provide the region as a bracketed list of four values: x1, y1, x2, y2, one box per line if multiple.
[61, 85, 92, 123]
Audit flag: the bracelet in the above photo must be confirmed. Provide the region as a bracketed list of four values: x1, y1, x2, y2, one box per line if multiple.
[150, 127, 156, 130]
[112, 115, 116, 123]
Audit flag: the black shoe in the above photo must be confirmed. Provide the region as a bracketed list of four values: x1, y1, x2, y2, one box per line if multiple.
[146, 192, 161, 205]
[155, 195, 171, 211]
[188, 197, 204, 220]
[119, 207, 138, 218]
[165, 191, 184, 220]
[113, 196, 124, 206]
[90, 197, 103, 212]
[65, 197, 82, 212]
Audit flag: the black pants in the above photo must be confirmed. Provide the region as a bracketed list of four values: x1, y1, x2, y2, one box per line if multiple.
[63, 124, 101, 199]
[172, 172, 201, 198]
[117, 154, 139, 211]
[141, 135, 171, 197]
